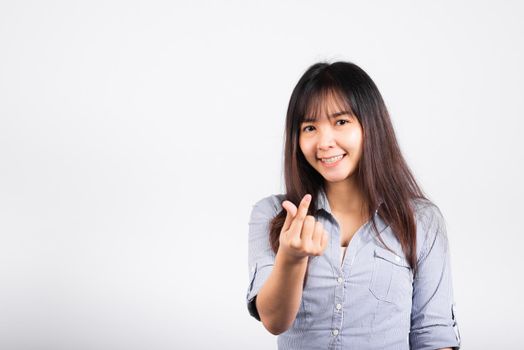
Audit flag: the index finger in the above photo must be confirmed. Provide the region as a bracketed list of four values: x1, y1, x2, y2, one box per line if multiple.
[289, 194, 312, 233]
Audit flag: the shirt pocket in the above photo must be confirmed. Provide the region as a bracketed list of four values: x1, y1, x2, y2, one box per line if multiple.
[369, 247, 413, 303]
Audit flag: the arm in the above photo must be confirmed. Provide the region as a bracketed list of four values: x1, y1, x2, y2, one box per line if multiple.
[255, 250, 308, 334]
[246, 194, 328, 335]
[409, 205, 461, 350]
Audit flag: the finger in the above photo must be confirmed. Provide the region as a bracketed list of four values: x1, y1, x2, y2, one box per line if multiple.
[320, 230, 329, 252]
[289, 194, 311, 234]
[301, 215, 316, 241]
[312, 221, 324, 247]
[281, 200, 297, 232]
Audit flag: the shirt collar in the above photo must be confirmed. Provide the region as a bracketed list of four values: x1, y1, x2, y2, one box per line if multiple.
[315, 186, 333, 215]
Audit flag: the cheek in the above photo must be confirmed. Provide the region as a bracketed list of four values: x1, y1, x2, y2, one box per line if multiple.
[351, 133, 364, 159]
[345, 128, 363, 147]
[299, 142, 317, 164]
[298, 138, 310, 155]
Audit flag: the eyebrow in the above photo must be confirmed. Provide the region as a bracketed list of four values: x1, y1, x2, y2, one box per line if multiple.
[303, 110, 352, 123]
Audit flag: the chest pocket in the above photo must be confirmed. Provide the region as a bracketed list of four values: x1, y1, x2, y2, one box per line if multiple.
[369, 247, 413, 303]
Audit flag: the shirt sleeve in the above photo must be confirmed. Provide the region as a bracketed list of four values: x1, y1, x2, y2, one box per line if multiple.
[246, 195, 279, 321]
[410, 204, 461, 350]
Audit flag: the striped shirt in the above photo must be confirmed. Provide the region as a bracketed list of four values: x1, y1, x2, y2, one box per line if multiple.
[246, 187, 461, 349]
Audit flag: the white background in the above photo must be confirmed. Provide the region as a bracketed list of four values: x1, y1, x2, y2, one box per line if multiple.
[1, 1, 523, 349]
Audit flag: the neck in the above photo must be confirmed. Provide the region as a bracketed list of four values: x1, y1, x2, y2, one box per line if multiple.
[324, 176, 367, 216]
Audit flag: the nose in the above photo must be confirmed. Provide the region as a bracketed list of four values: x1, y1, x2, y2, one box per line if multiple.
[317, 127, 336, 150]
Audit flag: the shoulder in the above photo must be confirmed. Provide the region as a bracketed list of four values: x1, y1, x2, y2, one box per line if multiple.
[411, 198, 446, 232]
[412, 198, 444, 227]
[411, 198, 449, 261]
[250, 193, 286, 221]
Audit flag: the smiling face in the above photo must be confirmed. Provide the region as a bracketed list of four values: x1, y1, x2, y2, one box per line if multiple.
[298, 90, 364, 185]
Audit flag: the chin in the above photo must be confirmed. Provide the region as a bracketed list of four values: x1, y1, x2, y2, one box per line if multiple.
[321, 174, 350, 183]
[318, 168, 355, 182]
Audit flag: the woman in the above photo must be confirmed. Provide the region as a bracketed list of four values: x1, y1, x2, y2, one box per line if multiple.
[246, 61, 461, 349]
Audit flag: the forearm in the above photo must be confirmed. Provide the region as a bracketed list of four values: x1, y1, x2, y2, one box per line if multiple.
[256, 249, 308, 335]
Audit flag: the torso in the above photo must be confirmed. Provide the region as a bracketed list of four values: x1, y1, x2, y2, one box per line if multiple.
[251, 194, 457, 349]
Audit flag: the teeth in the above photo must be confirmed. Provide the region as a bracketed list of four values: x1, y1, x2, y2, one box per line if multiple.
[321, 155, 344, 163]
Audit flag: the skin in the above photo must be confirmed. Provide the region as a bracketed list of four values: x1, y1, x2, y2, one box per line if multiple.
[256, 194, 328, 334]
[298, 93, 368, 246]
[257, 93, 453, 349]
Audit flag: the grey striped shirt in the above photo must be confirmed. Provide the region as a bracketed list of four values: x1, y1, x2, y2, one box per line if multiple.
[246, 188, 461, 350]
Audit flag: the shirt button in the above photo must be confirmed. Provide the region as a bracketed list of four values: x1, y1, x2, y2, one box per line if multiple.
[332, 329, 339, 336]
[337, 277, 343, 284]
[336, 303, 342, 310]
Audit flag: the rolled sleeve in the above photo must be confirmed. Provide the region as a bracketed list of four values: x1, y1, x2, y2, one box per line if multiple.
[246, 195, 279, 321]
[410, 205, 461, 350]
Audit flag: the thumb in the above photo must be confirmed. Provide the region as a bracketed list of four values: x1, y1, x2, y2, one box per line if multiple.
[281, 200, 297, 232]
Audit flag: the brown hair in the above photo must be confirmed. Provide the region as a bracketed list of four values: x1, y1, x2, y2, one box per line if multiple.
[270, 61, 429, 276]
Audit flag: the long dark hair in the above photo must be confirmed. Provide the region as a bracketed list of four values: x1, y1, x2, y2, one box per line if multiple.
[269, 61, 428, 276]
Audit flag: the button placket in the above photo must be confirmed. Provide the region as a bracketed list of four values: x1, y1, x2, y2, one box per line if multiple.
[326, 213, 344, 346]
[331, 273, 344, 343]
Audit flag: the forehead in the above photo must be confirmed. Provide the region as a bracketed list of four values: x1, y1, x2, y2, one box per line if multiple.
[303, 88, 353, 123]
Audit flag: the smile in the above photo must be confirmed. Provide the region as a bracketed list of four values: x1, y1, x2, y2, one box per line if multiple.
[320, 154, 345, 163]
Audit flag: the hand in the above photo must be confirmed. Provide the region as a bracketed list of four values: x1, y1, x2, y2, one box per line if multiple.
[279, 194, 329, 262]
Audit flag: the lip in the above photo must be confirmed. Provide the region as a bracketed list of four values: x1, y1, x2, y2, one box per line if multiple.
[318, 154, 346, 160]
[319, 154, 346, 168]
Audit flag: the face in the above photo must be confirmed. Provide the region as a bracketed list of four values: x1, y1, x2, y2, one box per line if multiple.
[298, 93, 364, 184]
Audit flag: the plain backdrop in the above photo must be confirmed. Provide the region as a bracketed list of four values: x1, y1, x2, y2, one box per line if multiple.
[1, 1, 523, 349]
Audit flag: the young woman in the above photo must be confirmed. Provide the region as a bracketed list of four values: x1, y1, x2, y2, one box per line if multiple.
[246, 61, 461, 350]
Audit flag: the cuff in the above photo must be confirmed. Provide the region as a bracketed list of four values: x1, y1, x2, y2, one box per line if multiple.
[410, 322, 461, 350]
[246, 257, 274, 321]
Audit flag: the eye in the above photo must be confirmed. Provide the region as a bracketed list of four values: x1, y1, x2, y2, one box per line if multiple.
[336, 119, 349, 126]
[302, 125, 315, 132]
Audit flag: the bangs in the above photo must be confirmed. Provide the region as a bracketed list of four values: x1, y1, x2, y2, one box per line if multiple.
[300, 86, 354, 124]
